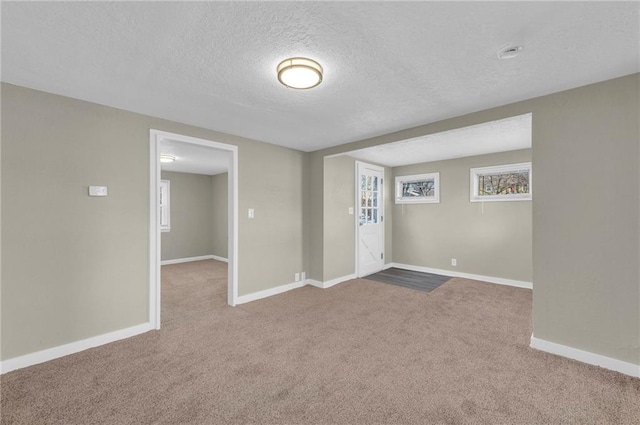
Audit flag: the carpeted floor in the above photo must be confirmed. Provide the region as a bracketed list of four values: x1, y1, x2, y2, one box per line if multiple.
[1, 260, 639, 424]
[160, 259, 229, 325]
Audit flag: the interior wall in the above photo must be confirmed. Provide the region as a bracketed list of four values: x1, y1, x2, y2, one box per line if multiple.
[392, 149, 532, 282]
[1, 83, 307, 360]
[211, 172, 228, 259]
[323, 155, 392, 282]
[310, 73, 639, 366]
[308, 151, 324, 281]
[160, 171, 213, 261]
[0, 84, 3, 362]
[237, 139, 306, 293]
[532, 74, 639, 366]
[323, 156, 356, 281]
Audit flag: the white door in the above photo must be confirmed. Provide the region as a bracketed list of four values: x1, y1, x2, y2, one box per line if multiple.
[357, 162, 384, 277]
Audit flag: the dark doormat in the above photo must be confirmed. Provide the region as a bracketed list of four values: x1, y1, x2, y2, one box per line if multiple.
[364, 267, 451, 292]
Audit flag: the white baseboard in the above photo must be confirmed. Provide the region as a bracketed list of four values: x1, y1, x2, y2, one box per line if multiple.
[390, 262, 532, 289]
[235, 280, 307, 305]
[1, 272, 302, 373]
[307, 279, 324, 288]
[161, 255, 214, 265]
[307, 273, 357, 289]
[161, 255, 227, 265]
[0, 322, 153, 375]
[383, 263, 394, 270]
[530, 335, 639, 378]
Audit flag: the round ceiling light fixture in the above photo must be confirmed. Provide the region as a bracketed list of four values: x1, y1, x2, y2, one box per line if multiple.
[497, 44, 524, 60]
[160, 154, 176, 163]
[277, 57, 323, 89]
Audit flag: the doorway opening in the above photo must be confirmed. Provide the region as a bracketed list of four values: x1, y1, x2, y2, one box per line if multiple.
[149, 130, 238, 330]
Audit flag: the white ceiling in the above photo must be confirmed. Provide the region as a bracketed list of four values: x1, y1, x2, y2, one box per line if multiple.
[2, 2, 638, 152]
[342, 113, 532, 168]
[160, 138, 230, 176]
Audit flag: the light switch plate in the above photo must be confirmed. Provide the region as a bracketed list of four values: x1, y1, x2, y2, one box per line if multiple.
[248, 208, 254, 218]
[89, 186, 108, 197]
[348, 207, 354, 215]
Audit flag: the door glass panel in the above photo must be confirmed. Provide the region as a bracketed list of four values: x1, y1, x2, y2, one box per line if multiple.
[359, 172, 382, 226]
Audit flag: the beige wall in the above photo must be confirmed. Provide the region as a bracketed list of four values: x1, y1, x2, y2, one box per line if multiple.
[532, 75, 639, 366]
[237, 141, 306, 291]
[323, 156, 356, 281]
[1, 84, 307, 360]
[322, 150, 531, 283]
[0, 84, 3, 361]
[308, 151, 324, 281]
[159, 170, 228, 262]
[323, 155, 393, 282]
[393, 149, 532, 282]
[160, 171, 213, 261]
[211, 172, 228, 259]
[310, 74, 639, 366]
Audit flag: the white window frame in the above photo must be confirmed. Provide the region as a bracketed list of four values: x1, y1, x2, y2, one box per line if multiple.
[395, 172, 440, 204]
[470, 162, 532, 202]
[160, 179, 171, 232]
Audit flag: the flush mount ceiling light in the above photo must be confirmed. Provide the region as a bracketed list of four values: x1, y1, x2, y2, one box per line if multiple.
[277, 57, 323, 89]
[160, 154, 176, 163]
[497, 44, 524, 60]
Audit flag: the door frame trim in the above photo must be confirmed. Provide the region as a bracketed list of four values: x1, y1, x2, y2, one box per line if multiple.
[354, 161, 385, 278]
[149, 130, 239, 330]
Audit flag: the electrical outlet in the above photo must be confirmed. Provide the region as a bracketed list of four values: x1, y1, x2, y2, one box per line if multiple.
[295, 272, 300, 282]
[451, 258, 457, 267]
[301, 272, 306, 281]
[248, 208, 254, 219]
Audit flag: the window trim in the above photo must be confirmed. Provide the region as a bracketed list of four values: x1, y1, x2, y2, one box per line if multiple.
[160, 179, 171, 232]
[470, 162, 532, 202]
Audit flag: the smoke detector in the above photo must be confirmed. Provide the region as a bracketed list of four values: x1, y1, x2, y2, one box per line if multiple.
[497, 44, 524, 60]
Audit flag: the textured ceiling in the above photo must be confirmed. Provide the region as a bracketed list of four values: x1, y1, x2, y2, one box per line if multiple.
[2, 2, 638, 152]
[344, 113, 532, 168]
[160, 138, 231, 176]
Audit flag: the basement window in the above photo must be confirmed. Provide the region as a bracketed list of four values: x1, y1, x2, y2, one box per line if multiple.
[160, 180, 171, 232]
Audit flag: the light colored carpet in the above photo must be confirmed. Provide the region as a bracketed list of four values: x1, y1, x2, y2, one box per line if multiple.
[160, 259, 228, 325]
[1, 260, 638, 424]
